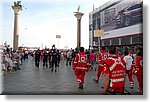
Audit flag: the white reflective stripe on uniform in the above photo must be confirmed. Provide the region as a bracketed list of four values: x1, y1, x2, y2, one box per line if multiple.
[109, 62, 117, 71]
[130, 82, 134, 86]
[77, 79, 81, 83]
[120, 62, 125, 68]
[98, 60, 102, 62]
[110, 78, 124, 82]
[74, 61, 77, 63]
[99, 64, 104, 66]
[76, 67, 87, 70]
[87, 63, 91, 65]
[130, 82, 134, 84]
[110, 78, 124, 86]
[108, 57, 125, 71]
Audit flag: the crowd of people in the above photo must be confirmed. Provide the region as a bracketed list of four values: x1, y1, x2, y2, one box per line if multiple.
[1, 45, 29, 74]
[1, 44, 143, 95]
[72, 45, 143, 95]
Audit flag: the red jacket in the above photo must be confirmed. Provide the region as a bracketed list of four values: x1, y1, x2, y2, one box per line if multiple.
[134, 56, 143, 75]
[73, 52, 90, 71]
[98, 50, 109, 65]
[103, 55, 126, 89]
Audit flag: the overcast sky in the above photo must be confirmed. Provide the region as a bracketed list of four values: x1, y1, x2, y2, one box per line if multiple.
[1, 0, 110, 49]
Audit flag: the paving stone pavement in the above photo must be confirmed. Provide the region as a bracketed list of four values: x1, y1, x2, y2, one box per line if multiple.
[2, 58, 140, 95]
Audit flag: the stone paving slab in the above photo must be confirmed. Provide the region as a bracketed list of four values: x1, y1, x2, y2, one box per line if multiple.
[1, 58, 140, 95]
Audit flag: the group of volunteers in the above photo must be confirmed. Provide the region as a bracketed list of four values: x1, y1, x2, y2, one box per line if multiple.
[72, 45, 143, 95]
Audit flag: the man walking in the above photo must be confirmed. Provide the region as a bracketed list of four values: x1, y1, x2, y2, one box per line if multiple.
[101, 46, 126, 94]
[93, 47, 108, 83]
[51, 49, 58, 72]
[34, 49, 41, 68]
[73, 47, 90, 89]
[43, 49, 49, 68]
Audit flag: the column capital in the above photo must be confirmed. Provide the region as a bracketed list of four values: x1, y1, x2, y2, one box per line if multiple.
[12, 1, 22, 14]
[12, 5, 22, 14]
[74, 12, 84, 20]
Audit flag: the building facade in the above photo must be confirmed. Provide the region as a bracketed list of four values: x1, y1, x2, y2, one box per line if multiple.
[89, 0, 143, 53]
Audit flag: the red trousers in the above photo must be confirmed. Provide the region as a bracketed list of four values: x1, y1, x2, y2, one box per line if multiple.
[75, 70, 86, 85]
[96, 65, 103, 80]
[135, 71, 143, 91]
[126, 70, 134, 87]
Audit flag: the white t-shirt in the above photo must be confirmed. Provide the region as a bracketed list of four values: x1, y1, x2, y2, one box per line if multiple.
[67, 51, 72, 58]
[124, 55, 133, 70]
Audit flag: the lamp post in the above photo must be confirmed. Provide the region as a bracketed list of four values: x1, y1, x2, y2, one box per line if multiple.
[74, 6, 84, 49]
[12, 1, 22, 51]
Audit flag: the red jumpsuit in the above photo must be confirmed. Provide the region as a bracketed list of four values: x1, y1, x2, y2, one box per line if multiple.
[73, 52, 90, 88]
[102, 55, 126, 93]
[133, 56, 143, 93]
[95, 50, 108, 81]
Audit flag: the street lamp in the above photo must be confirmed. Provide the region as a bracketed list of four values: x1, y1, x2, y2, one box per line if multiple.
[12, 1, 22, 51]
[74, 6, 84, 49]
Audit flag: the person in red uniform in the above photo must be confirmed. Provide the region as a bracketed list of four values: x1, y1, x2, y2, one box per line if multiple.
[93, 47, 109, 83]
[101, 46, 126, 94]
[132, 46, 143, 94]
[73, 47, 90, 89]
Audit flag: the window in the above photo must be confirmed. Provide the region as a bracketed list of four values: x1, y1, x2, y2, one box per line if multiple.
[103, 39, 110, 46]
[121, 36, 130, 45]
[111, 38, 119, 45]
[132, 34, 143, 44]
[127, 4, 141, 11]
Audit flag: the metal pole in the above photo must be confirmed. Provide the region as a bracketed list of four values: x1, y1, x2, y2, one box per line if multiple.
[57, 38, 59, 49]
[98, 36, 101, 52]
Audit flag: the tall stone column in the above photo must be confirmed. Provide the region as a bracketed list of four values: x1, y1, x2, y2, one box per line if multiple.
[12, 1, 22, 51]
[74, 6, 84, 49]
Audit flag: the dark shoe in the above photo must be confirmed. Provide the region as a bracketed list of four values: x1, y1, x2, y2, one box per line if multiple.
[93, 79, 98, 83]
[101, 86, 104, 89]
[55, 70, 57, 72]
[130, 87, 134, 89]
[80, 85, 83, 89]
[51, 69, 53, 71]
[78, 83, 83, 89]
